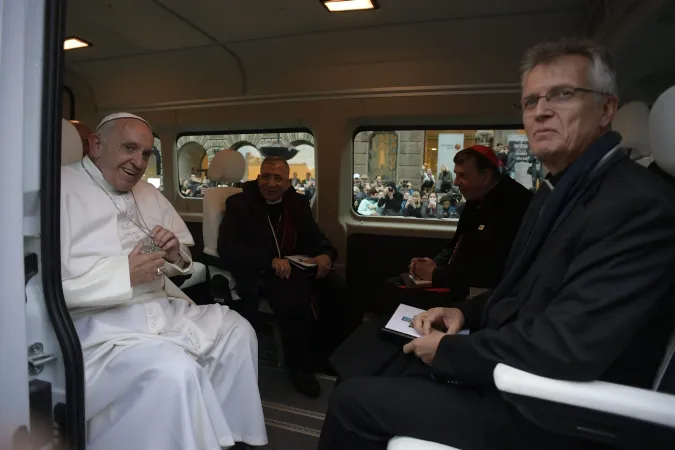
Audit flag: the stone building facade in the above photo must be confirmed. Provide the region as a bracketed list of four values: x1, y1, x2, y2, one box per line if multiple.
[175, 132, 315, 181]
[353, 130, 425, 188]
[177, 131, 314, 164]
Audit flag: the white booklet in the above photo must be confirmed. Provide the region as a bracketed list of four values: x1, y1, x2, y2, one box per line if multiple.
[286, 255, 317, 270]
[383, 304, 426, 339]
[383, 303, 471, 340]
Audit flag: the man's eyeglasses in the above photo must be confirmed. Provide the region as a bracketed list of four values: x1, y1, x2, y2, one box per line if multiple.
[518, 86, 609, 112]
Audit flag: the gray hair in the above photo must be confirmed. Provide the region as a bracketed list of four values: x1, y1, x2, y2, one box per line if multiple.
[520, 38, 618, 96]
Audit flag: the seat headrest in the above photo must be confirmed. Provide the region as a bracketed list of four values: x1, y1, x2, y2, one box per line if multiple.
[207, 149, 246, 183]
[613, 101, 650, 159]
[649, 86, 675, 176]
[62, 119, 83, 165]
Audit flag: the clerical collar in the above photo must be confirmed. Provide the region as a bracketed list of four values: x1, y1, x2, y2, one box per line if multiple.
[81, 155, 128, 195]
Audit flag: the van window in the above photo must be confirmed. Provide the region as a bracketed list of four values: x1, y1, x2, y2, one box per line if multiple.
[141, 135, 163, 192]
[352, 128, 536, 218]
[176, 130, 315, 199]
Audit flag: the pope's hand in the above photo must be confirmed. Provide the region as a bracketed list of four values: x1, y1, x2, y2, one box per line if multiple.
[129, 241, 166, 286]
[150, 225, 180, 263]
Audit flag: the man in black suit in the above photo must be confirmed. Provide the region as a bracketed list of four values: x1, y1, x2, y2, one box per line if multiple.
[218, 157, 354, 398]
[377, 145, 532, 313]
[319, 38, 675, 450]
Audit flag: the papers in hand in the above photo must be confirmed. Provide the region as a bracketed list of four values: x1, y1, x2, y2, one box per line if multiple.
[409, 274, 432, 286]
[286, 255, 317, 270]
[383, 303, 471, 340]
[400, 273, 432, 288]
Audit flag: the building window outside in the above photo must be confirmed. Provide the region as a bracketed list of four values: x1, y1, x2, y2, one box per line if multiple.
[176, 130, 315, 198]
[353, 128, 538, 219]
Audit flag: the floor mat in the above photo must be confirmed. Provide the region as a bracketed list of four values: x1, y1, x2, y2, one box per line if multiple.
[257, 324, 335, 449]
[258, 366, 335, 449]
[258, 424, 321, 450]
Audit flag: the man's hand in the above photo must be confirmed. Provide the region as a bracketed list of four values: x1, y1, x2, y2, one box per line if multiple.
[129, 241, 166, 286]
[402, 330, 446, 366]
[150, 225, 180, 263]
[306, 254, 332, 279]
[272, 258, 291, 279]
[412, 307, 465, 336]
[412, 257, 437, 281]
[408, 257, 422, 276]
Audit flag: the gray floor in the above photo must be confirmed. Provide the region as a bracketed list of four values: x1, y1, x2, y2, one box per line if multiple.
[256, 324, 335, 450]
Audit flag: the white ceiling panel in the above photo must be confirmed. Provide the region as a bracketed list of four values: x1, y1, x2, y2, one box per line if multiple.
[157, 0, 586, 43]
[69, 46, 244, 108]
[62, 0, 606, 109]
[65, 0, 212, 61]
[232, 10, 581, 69]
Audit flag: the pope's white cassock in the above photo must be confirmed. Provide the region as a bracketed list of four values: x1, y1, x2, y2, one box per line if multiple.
[61, 155, 268, 450]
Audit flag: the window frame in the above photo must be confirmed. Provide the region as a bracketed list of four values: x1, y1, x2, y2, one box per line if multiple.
[351, 123, 525, 222]
[152, 133, 162, 177]
[175, 127, 316, 200]
[140, 133, 163, 189]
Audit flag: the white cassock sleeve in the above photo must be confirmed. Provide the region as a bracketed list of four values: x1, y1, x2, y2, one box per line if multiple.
[62, 256, 133, 308]
[60, 176, 134, 308]
[164, 244, 194, 278]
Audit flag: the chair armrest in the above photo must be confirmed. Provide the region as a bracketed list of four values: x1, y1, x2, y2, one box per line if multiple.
[493, 363, 675, 429]
[387, 436, 459, 450]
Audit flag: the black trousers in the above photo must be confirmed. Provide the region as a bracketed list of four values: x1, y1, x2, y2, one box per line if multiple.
[318, 358, 610, 450]
[330, 315, 410, 381]
[376, 276, 454, 316]
[237, 270, 357, 372]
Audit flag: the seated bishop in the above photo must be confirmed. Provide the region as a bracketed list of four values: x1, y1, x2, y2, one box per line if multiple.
[218, 157, 359, 398]
[60, 112, 267, 450]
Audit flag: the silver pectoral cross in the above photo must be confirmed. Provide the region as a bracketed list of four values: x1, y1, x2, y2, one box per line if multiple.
[140, 237, 163, 254]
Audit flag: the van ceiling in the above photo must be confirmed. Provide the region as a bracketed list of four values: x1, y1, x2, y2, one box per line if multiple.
[65, 0, 661, 113]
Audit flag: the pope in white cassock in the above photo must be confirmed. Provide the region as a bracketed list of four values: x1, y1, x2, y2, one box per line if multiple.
[60, 112, 268, 450]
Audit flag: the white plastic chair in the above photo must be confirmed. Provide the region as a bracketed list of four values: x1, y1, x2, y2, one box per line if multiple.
[613, 100, 653, 167]
[202, 149, 246, 298]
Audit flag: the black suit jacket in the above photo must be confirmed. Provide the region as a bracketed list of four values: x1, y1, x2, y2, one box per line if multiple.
[431, 175, 532, 297]
[218, 181, 337, 277]
[433, 158, 675, 389]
